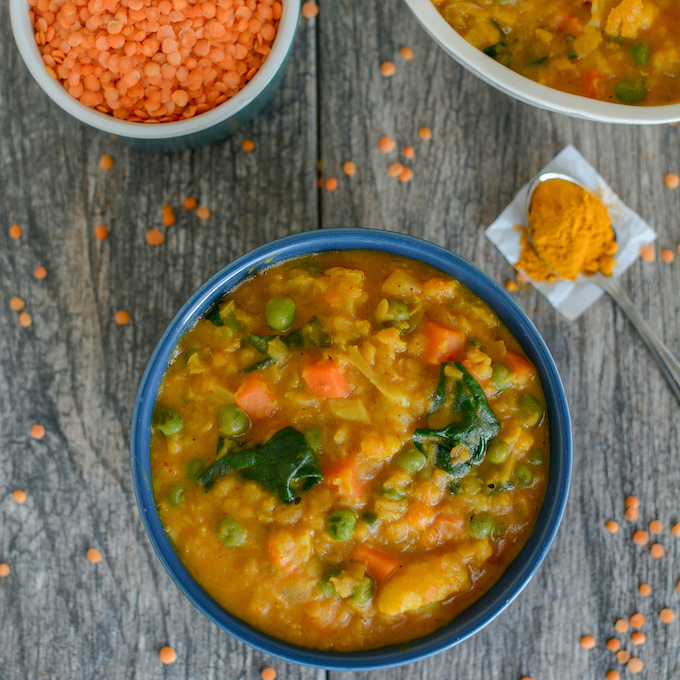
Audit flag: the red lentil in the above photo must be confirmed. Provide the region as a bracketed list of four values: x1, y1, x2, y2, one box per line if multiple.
[402, 146, 415, 159]
[640, 244, 656, 262]
[183, 197, 197, 210]
[638, 583, 651, 597]
[650, 543, 665, 558]
[19, 312, 33, 328]
[418, 127, 432, 140]
[664, 172, 680, 189]
[605, 520, 619, 533]
[616, 650, 630, 664]
[87, 548, 102, 563]
[301, 2, 318, 18]
[380, 61, 396, 77]
[631, 631, 645, 645]
[9, 224, 22, 239]
[505, 280, 519, 292]
[196, 206, 211, 220]
[261, 668, 277, 680]
[378, 136, 395, 153]
[649, 520, 663, 533]
[672, 523, 680, 537]
[661, 249, 675, 263]
[162, 205, 176, 227]
[606, 671, 620, 680]
[33, 266, 47, 280]
[30, 0, 280, 122]
[242, 139, 255, 152]
[625, 496, 640, 509]
[159, 646, 177, 664]
[632, 530, 649, 546]
[625, 506, 639, 522]
[31, 424, 45, 440]
[342, 161, 356, 176]
[146, 228, 165, 246]
[95, 225, 109, 240]
[325, 178, 338, 191]
[660, 608, 674, 623]
[9, 297, 25, 312]
[12, 490, 27, 504]
[580, 635, 596, 649]
[630, 613, 645, 629]
[627, 657, 644, 674]
[115, 310, 131, 326]
[400, 47, 414, 60]
[614, 618, 629, 633]
[388, 162, 404, 177]
[399, 167, 413, 183]
[99, 155, 114, 170]
[0, 563, 9, 577]
[606, 638, 621, 652]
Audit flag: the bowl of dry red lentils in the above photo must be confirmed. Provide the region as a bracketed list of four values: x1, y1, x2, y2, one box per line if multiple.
[10, 0, 299, 149]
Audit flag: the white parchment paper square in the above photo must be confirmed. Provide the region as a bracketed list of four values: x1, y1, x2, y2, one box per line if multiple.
[485, 145, 656, 321]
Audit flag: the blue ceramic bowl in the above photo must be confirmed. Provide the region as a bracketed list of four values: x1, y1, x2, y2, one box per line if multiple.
[131, 228, 572, 669]
[10, 0, 300, 151]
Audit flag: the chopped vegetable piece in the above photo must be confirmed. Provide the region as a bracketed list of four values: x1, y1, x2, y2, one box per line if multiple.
[353, 545, 400, 581]
[519, 394, 543, 426]
[234, 375, 278, 420]
[168, 485, 184, 506]
[422, 320, 466, 365]
[615, 80, 645, 104]
[350, 575, 375, 605]
[303, 359, 351, 399]
[513, 465, 533, 487]
[186, 459, 205, 482]
[217, 517, 245, 547]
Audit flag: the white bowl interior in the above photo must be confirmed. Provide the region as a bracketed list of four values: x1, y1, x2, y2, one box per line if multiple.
[10, 0, 300, 139]
[402, 0, 680, 125]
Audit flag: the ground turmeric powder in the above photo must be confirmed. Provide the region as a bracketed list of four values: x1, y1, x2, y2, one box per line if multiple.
[515, 178, 617, 281]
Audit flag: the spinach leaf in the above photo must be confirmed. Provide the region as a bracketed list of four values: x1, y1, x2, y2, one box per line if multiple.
[413, 362, 500, 474]
[242, 333, 274, 354]
[205, 303, 224, 326]
[244, 356, 275, 373]
[197, 426, 323, 503]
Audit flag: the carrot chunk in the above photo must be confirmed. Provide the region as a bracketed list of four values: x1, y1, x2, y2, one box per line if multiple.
[354, 545, 401, 582]
[422, 320, 465, 365]
[302, 359, 350, 398]
[327, 456, 363, 498]
[234, 375, 278, 420]
[503, 350, 535, 386]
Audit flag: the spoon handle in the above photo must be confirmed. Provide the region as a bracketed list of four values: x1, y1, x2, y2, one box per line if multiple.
[597, 275, 680, 403]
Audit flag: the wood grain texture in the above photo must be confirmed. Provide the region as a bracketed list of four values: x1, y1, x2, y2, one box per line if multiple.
[2, 0, 680, 676]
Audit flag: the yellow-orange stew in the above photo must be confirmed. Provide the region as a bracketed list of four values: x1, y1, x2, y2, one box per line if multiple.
[150, 251, 549, 651]
[434, 0, 680, 105]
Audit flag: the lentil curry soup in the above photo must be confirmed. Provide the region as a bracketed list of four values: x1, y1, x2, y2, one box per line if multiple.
[150, 251, 549, 651]
[434, 0, 680, 106]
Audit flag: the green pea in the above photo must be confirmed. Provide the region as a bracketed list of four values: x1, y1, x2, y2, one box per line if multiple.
[492, 363, 511, 389]
[168, 484, 184, 506]
[519, 394, 543, 427]
[319, 568, 340, 597]
[486, 438, 510, 464]
[264, 296, 296, 331]
[469, 512, 494, 539]
[351, 576, 375, 606]
[615, 80, 645, 104]
[361, 511, 378, 524]
[386, 300, 410, 322]
[381, 488, 406, 501]
[395, 447, 427, 474]
[217, 517, 245, 547]
[528, 448, 544, 464]
[217, 404, 250, 437]
[185, 458, 205, 482]
[154, 408, 183, 436]
[326, 509, 356, 541]
[514, 465, 533, 487]
[631, 42, 649, 66]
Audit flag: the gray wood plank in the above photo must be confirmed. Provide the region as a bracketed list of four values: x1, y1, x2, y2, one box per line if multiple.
[0, 2, 321, 678]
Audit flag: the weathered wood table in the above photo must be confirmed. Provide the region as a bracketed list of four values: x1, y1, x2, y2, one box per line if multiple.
[2, 0, 679, 677]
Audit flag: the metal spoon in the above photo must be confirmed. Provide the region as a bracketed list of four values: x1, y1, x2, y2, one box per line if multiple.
[526, 172, 680, 403]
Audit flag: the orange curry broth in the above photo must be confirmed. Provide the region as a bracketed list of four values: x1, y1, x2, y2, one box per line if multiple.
[434, 0, 680, 105]
[150, 251, 549, 651]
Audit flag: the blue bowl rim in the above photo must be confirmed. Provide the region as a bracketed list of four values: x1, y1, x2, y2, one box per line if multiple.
[131, 227, 572, 670]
